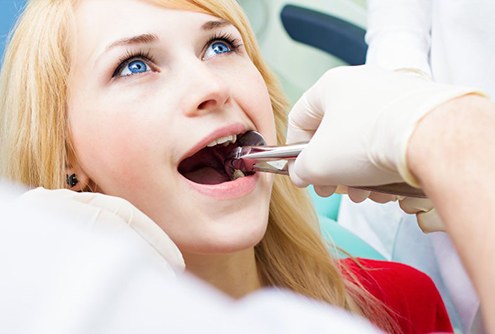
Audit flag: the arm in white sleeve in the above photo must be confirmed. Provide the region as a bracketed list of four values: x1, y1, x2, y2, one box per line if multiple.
[0, 187, 185, 333]
[0, 184, 380, 334]
[407, 95, 495, 334]
[366, 0, 432, 77]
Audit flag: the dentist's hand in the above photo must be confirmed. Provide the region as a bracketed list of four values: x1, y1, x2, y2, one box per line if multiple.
[399, 198, 445, 233]
[286, 65, 481, 200]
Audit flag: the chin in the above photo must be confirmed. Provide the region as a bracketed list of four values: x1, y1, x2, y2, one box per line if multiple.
[176, 207, 269, 255]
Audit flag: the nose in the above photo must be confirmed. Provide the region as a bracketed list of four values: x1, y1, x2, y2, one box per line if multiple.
[180, 61, 231, 117]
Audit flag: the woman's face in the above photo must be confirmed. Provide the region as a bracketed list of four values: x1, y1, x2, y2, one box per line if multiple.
[68, 0, 276, 254]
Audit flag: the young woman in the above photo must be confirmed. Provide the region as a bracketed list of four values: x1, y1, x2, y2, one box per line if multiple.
[0, 0, 452, 332]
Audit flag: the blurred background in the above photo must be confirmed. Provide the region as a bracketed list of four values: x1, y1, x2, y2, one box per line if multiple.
[0, 0, 26, 58]
[237, 0, 366, 103]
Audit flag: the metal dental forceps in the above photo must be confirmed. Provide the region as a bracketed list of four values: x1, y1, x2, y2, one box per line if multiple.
[225, 131, 426, 198]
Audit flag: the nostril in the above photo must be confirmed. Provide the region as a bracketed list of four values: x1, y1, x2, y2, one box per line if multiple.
[197, 86, 230, 112]
[185, 85, 230, 117]
[197, 99, 218, 110]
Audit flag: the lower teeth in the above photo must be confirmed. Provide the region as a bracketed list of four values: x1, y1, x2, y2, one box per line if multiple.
[230, 169, 245, 181]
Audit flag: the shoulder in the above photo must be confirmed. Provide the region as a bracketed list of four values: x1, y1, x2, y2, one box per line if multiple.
[341, 258, 453, 334]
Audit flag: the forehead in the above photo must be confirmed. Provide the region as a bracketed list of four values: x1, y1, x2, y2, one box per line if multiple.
[73, 0, 220, 49]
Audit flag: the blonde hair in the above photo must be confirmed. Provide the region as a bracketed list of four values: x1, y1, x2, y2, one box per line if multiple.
[0, 0, 75, 188]
[0, 0, 396, 331]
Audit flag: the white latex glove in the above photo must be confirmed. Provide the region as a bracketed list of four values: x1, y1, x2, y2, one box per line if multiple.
[286, 65, 482, 199]
[399, 198, 445, 233]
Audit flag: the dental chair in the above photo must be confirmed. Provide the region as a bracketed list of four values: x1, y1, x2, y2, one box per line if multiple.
[281, 4, 367, 66]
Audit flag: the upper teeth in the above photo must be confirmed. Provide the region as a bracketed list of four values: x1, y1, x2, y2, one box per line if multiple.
[206, 134, 237, 147]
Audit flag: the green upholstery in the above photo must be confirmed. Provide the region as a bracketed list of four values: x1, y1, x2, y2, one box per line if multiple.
[318, 215, 385, 260]
[308, 186, 341, 221]
[308, 186, 384, 260]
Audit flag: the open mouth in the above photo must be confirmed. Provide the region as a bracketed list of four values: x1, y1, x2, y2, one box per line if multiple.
[178, 133, 253, 185]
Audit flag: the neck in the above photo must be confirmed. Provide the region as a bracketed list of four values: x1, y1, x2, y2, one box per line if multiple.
[183, 248, 261, 299]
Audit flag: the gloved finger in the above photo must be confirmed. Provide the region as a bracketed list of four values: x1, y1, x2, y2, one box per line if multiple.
[347, 188, 371, 203]
[417, 209, 445, 233]
[286, 117, 315, 145]
[368, 192, 398, 204]
[291, 138, 346, 187]
[286, 79, 327, 145]
[286, 94, 318, 144]
[334, 185, 350, 195]
[399, 197, 434, 214]
[287, 161, 310, 188]
[314, 185, 337, 197]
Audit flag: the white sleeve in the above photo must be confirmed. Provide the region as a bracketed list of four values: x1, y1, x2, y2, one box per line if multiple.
[365, 0, 432, 76]
[0, 183, 381, 334]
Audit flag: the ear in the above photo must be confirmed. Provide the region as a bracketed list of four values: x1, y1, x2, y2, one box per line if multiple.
[65, 140, 96, 192]
[65, 163, 92, 192]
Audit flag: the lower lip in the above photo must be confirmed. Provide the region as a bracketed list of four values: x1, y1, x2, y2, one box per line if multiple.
[181, 173, 259, 200]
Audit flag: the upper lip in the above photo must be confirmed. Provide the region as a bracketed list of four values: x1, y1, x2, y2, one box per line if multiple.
[178, 123, 250, 164]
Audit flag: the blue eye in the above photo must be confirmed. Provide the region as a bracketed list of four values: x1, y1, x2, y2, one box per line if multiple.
[204, 41, 232, 60]
[117, 58, 151, 77]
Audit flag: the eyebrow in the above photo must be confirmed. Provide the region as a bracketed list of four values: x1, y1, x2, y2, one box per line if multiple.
[201, 19, 232, 31]
[104, 33, 159, 52]
[102, 20, 232, 54]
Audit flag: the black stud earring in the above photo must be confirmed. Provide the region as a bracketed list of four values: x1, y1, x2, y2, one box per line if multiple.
[66, 173, 79, 188]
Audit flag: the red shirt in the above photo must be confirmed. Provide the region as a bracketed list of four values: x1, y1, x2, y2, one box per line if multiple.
[342, 258, 453, 334]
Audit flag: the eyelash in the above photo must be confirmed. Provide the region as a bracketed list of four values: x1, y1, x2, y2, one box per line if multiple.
[112, 49, 156, 78]
[204, 32, 243, 56]
[112, 32, 243, 79]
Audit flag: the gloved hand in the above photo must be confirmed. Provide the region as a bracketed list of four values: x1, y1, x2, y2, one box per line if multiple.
[399, 197, 445, 233]
[15, 187, 185, 269]
[286, 65, 482, 199]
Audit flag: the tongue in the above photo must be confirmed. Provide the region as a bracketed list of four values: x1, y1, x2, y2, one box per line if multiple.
[183, 166, 231, 185]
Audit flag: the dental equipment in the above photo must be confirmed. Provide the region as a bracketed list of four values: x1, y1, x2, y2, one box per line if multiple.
[224, 131, 426, 198]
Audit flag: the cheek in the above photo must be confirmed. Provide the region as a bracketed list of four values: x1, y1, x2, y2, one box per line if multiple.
[238, 65, 277, 144]
[68, 102, 161, 189]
